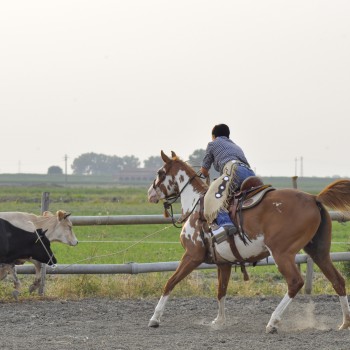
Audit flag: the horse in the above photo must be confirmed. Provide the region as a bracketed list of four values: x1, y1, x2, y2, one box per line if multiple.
[147, 150, 350, 333]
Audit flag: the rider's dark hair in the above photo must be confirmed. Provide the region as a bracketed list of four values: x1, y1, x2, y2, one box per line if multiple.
[212, 124, 230, 138]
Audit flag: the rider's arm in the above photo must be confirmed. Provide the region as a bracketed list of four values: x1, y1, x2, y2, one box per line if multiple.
[200, 167, 209, 177]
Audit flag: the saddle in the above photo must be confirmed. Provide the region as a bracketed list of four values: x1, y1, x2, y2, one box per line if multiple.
[206, 177, 275, 281]
[201, 176, 275, 281]
[230, 176, 275, 214]
[229, 176, 275, 241]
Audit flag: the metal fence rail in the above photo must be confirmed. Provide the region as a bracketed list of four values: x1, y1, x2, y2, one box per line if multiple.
[67, 212, 350, 226]
[16, 252, 350, 275]
[15, 203, 350, 295]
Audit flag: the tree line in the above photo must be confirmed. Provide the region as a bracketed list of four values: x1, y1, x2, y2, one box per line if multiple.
[48, 149, 218, 176]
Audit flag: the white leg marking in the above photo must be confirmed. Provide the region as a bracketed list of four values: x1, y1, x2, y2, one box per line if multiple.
[339, 295, 350, 330]
[149, 295, 169, 327]
[266, 293, 293, 333]
[212, 296, 226, 326]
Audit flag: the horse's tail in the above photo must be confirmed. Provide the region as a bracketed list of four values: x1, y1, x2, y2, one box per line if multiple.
[316, 179, 350, 212]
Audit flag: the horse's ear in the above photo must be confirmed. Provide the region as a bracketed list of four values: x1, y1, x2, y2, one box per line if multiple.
[161, 150, 171, 163]
[171, 151, 177, 159]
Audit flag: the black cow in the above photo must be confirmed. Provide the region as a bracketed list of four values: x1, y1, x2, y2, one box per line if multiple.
[0, 218, 56, 266]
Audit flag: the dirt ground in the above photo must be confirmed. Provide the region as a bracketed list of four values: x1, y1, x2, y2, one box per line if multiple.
[0, 295, 350, 350]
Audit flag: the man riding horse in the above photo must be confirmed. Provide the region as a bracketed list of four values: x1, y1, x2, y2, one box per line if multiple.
[200, 123, 255, 238]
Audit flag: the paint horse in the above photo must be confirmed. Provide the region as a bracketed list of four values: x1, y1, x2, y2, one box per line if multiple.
[147, 151, 350, 333]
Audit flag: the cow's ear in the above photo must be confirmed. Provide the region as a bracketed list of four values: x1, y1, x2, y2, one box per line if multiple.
[161, 150, 171, 163]
[38, 229, 48, 237]
[57, 210, 66, 221]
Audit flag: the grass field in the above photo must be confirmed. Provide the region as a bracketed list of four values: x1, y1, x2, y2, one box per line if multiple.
[0, 177, 349, 300]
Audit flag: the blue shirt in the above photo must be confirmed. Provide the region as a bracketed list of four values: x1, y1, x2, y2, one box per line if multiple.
[201, 136, 250, 174]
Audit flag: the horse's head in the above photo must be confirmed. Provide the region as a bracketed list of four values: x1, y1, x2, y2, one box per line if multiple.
[148, 150, 208, 205]
[148, 150, 183, 203]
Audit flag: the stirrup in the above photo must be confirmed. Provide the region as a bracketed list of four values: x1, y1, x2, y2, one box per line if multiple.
[225, 225, 237, 236]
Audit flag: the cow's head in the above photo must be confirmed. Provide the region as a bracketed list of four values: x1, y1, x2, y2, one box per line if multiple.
[43, 210, 78, 246]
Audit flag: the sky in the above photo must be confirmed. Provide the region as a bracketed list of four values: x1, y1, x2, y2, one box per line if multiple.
[1, 1, 349, 177]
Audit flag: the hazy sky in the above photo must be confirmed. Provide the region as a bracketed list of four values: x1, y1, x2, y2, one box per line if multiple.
[1, 1, 349, 177]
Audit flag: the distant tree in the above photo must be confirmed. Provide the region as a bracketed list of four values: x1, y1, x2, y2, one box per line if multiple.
[188, 148, 219, 179]
[71, 153, 141, 175]
[71, 153, 119, 175]
[71, 153, 98, 175]
[143, 156, 163, 169]
[122, 155, 140, 170]
[188, 149, 206, 167]
[47, 166, 63, 175]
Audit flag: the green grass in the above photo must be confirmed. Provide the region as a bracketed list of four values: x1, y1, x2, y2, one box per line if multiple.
[0, 181, 349, 300]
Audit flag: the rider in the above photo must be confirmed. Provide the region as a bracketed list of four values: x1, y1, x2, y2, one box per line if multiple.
[200, 124, 255, 237]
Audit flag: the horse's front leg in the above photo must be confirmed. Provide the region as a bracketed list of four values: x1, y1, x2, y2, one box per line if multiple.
[149, 254, 202, 327]
[212, 264, 232, 326]
[28, 260, 42, 294]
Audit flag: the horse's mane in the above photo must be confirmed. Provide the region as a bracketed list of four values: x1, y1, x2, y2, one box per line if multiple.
[171, 154, 198, 178]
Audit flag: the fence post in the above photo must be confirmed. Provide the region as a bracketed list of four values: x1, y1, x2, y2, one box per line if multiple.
[38, 192, 50, 296]
[305, 255, 314, 294]
[292, 176, 298, 189]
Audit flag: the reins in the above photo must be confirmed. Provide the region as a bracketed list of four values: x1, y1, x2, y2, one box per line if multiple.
[163, 171, 206, 228]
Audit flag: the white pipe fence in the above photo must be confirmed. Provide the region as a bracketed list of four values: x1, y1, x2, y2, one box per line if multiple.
[66, 211, 350, 226]
[14, 191, 350, 295]
[16, 252, 350, 275]
[16, 212, 350, 277]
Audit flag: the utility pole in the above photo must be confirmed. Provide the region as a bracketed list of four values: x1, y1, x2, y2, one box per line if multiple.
[64, 154, 68, 185]
[300, 156, 303, 177]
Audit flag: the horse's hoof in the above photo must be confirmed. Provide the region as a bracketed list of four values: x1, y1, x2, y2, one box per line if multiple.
[338, 322, 350, 330]
[211, 318, 225, 327]
[12, 290, 20, 301]
[266, 325, 278, 334]
[148, 319, 160, 328]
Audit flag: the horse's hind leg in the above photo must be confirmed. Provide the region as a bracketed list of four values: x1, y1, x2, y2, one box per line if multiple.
[266, 254, 304, 333]
[304, 246, 350, 330]
[212, 264, 232, 326]
[317, 257, 350, 330]
[148, 254, 202, 327]
[304, 207, 350, 330]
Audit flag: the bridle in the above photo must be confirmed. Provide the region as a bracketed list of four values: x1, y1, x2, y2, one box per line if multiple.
[153, 168, 207, 228]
